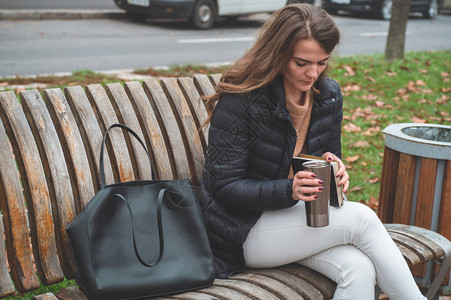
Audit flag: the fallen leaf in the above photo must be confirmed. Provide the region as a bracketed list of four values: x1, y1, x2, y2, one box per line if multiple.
[362, 94, 378, 101]
[437, 94, 449, 104]
[352, 141, 370, 148]
[343, 65, 356, 76]
[375, 101, 385, 108]
[342, 85, 361, 92]
[411, 116, 427, 123]
[345, 155, 359, 163]
[350, 186, 363, 192]
[366, 177, 380, 184]
[386, 72, 397, 76]
[367, 195, 379, 210]
[416, 79, 426, 86]
[362, 126, 380, 136]
[343, 123, 362, 133]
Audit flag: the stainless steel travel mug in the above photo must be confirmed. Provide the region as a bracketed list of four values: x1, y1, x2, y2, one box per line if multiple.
[302, 160, 331, 227]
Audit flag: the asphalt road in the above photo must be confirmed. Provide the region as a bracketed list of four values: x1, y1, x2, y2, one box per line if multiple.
[0, 3, 450, 77]
[0, 0, 118, 10]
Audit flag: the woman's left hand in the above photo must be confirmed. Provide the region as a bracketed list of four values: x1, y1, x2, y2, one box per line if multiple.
[321, 152, 349, 193]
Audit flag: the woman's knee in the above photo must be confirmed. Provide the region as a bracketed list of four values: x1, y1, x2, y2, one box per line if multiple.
[339, 247, 376, 287]
[339, 202, 382, 230]
[300, 245, 376, 287]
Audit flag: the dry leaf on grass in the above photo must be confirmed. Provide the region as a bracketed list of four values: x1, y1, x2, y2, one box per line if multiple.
[350, 186, 363, 192]
[343, 123, 362, 133]
[367, 195, 379, 210]
[411, 116, 427, 123]
[362, 126, 380, 136]
[345, 155, 359, 163]
[352, 141, 370, 148]
[343, 65, 356, 76]
[366, 177, 380, 184]
[342, 84, 361, 92]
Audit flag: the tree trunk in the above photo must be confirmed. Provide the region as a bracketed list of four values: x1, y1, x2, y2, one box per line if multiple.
[385, 0, 411, 61]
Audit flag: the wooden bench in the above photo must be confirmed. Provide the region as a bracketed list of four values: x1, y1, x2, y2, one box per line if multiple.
[0, 75, 450, 300]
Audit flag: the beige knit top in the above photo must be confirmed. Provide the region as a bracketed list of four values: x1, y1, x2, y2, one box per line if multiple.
[286, 90, 313, 178]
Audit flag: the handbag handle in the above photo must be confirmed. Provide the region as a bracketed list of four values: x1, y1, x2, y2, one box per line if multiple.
[99, 123, 153, 189]
[110, 188, 167, 267]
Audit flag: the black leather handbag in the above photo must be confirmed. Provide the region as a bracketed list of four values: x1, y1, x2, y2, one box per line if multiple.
[67, 124, 215, 300]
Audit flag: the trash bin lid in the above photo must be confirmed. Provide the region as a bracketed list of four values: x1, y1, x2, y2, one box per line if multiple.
[383, 123, 451, 160]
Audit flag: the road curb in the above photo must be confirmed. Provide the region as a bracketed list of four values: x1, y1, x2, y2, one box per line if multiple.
[0, 9, 126, 20]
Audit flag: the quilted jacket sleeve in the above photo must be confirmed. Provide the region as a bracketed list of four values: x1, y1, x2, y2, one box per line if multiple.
[202, 93, 297, 212]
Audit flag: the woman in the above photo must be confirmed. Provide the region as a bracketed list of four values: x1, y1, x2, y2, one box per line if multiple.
[200, 3, 426, 299]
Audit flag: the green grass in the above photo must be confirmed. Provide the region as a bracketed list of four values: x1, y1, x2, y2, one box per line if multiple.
[2, 50, 450, 298]
[328, 50, 451, 208]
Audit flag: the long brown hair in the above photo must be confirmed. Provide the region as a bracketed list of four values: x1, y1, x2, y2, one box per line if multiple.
[203, 3, 340, 125]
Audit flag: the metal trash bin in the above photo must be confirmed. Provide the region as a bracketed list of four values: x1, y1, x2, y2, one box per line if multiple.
[378, 123, 451, 295]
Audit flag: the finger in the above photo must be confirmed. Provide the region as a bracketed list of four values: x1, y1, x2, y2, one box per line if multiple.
[298, 193, 320, 202]
[338, 171, 349, 186]
[294, 170, 317, 179]
[301, 186, 324, 195]
[343, 180, 350, 193]
[295, 178, 324, 188]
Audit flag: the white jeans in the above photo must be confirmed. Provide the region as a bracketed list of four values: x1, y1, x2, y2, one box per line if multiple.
[243, 201, 426, 300]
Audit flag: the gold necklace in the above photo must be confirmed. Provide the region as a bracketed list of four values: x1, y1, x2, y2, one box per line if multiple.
[295, 119, 302, 132]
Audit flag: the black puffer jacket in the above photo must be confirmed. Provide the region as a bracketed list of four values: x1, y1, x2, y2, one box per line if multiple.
[200, 75, 343, 278]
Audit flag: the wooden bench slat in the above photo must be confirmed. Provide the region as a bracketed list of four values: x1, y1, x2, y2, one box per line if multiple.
[161, 77, 204, 185]
[20, 89, 78, 279]
[105, 83, 153, 181]
[413, 157, 439, 277]
[248, 269, 324, 299]
[43, 88, 95, 212]
[177, 77, 208, 151]
[389, 231, 435, 263]
[55, 286, 88, 300]
[278, 263, 336, 299]
[0, 115, 39, 293]
[124, 81, 173, 180]
[193, 285, 253, 300]
[193, 74, 216, 97]
[0, 210, 16, 297]
[0, 91, 63, 286]
[415, 157, 438, 229]
[85, 84, 135, 184]
[32, 293, 59, 300]
[65, 86, 115, 189]
[232, 273, 303, 299]
[438, 160, 451, 241]
[393, 153, 417, 224]
[387, 229, 444, 259]
[396, 244, 422, 266]
[143, 79, 191, 181]
[215, 278, 280, 300]
[209, 74, 221, 88]
[378, 146, 400, 223]
[163, 291, 219, 299]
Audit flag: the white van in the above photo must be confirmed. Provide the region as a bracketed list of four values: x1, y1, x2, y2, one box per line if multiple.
[114, 0, 314, 29]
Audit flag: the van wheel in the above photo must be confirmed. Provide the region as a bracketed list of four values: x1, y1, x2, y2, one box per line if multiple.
[191, 0, 217, 29]
[114, 0, 126, 9]
[423, 0, 439, 19]
[287, 0, 314, 4]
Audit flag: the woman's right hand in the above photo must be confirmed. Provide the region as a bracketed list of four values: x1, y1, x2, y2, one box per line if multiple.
[292, 171, 324, 201]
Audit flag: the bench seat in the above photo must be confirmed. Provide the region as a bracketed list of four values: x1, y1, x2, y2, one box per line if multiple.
[0, 76, 449, 300]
